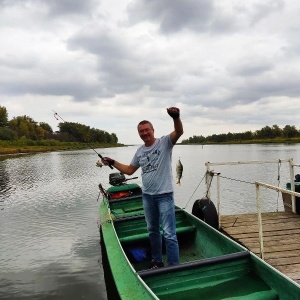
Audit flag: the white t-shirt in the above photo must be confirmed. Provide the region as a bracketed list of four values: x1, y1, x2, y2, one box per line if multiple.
[131, 135, 174, 195]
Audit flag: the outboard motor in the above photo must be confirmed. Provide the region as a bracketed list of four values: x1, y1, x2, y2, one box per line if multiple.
[109, 172, 126, 186]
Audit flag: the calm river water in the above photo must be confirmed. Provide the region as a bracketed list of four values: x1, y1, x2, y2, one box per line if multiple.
[1, 143, 300, 299]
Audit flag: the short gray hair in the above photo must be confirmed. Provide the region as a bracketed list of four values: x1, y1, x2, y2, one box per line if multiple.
[137, 120, 153, 129]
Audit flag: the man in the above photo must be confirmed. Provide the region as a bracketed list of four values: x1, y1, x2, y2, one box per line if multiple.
[101, 107, 183, 268]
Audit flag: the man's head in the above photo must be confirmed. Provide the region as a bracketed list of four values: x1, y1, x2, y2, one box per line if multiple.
[137, 120, 155, 146]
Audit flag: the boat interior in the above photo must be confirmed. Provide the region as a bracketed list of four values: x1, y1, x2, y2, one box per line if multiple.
[104, 183, 288, 300]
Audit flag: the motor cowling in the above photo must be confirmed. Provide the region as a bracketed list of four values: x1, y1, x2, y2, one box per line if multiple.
[109, 172, 126, 186]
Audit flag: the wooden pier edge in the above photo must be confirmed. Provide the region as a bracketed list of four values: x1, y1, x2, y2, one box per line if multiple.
[220, 211, 300, 285]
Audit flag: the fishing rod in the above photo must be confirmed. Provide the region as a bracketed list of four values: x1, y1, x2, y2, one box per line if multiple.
[52, 110, 113, 169]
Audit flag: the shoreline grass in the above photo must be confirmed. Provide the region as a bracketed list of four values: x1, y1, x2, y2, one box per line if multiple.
[0, 140, 125, 156]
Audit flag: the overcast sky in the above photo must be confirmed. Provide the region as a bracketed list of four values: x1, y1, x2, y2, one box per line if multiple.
[1, 0, 300, 144]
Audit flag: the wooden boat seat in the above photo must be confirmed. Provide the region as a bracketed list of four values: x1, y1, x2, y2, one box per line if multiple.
[113, 208, 187, 223]
[113, 214, 145, 223]
[109, 195, 142, 203]
[138, 250, 250, 278]
[119, 224, 196, 244]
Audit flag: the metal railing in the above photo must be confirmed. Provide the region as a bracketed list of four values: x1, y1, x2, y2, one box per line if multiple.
[206, 158, 298, 214]
[205, 158, 299, 259]
[255, 182, 300, 259]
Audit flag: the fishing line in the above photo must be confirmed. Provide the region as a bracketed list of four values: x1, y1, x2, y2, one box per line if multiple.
[52, 110, 113, 169]
[205, 172, 215, 198]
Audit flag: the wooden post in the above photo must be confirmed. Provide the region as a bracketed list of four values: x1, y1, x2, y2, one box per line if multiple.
[216, 173, 221, 229]
[205, 162, 211, 199]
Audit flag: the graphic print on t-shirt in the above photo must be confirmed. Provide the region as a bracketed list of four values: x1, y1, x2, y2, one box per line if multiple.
[139, 149, 161, 174]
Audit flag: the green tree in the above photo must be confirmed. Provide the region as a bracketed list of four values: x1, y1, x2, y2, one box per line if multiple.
[255, 126, 275, 139]
[111, 133, 118, 143]
[0, 127, 16, 140]
[182, 135, 205, 144]
[8, 115, 46, 140]
[104, 132, 112, 143]
[35, 126, 45, 140]
[282, 125, 300, 138]
[271, 125, 282, 138]
[242, 131, 254, 140]
[39, 122, 53, 133]
[0, 106, 8, 127]
[58, 122, 93, 142]
[58, 122, 119, 144]
[8, 117, 29, 138]
[19, 120, 30, 138]
[90, 128, 106, 143]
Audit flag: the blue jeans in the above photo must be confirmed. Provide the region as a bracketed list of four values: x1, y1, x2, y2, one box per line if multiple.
[142, 192, 179, 266]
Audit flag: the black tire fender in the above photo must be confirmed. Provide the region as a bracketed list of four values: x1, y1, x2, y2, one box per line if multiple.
[192, 198, 219, 229]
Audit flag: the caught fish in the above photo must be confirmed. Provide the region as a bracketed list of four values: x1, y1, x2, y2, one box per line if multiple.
[176, 158, 183, 185]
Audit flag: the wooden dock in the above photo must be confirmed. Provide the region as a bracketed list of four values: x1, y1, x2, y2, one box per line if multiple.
[221, 211, 300, 285]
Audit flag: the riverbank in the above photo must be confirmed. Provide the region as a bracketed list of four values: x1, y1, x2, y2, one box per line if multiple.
[182, 137, 300, 145]
[0, 142, 125, 156]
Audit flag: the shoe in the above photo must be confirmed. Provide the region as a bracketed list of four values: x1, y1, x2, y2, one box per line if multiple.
[149, 260, 164, 269]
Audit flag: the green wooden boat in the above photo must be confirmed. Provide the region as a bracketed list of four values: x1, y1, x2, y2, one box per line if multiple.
[99, 173, 300, 300]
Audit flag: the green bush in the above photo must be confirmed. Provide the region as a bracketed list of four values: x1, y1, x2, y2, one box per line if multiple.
[0, 127, 17, 140]
[39, 139, 62, 146]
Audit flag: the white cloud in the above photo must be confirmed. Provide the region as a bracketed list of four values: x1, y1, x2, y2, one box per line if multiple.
[1, 0, 300, 144]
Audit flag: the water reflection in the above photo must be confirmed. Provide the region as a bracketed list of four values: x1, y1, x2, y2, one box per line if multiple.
[0, 258, 105, 300]
[0, 163, 11, 209]
[0, 150, 107, 300]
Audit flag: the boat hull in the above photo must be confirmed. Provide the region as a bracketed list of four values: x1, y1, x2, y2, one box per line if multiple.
[99, 180, 300, 299]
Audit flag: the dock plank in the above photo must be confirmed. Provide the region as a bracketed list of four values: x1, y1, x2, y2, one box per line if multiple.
[221, 211, 300, 285]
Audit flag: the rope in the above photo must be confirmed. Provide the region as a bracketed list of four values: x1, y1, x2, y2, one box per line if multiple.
[218, 162, 282, 213]
[218, 175, 255, 185]
[98, 213, 115, 226]
[183, 171, 255, 210]
[205, 172, 214, 198]
[98, 183, 109, 200]
[96, 190, 102, 202]
[183, 160, 284, 212]
[183, 172, 207, 209]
